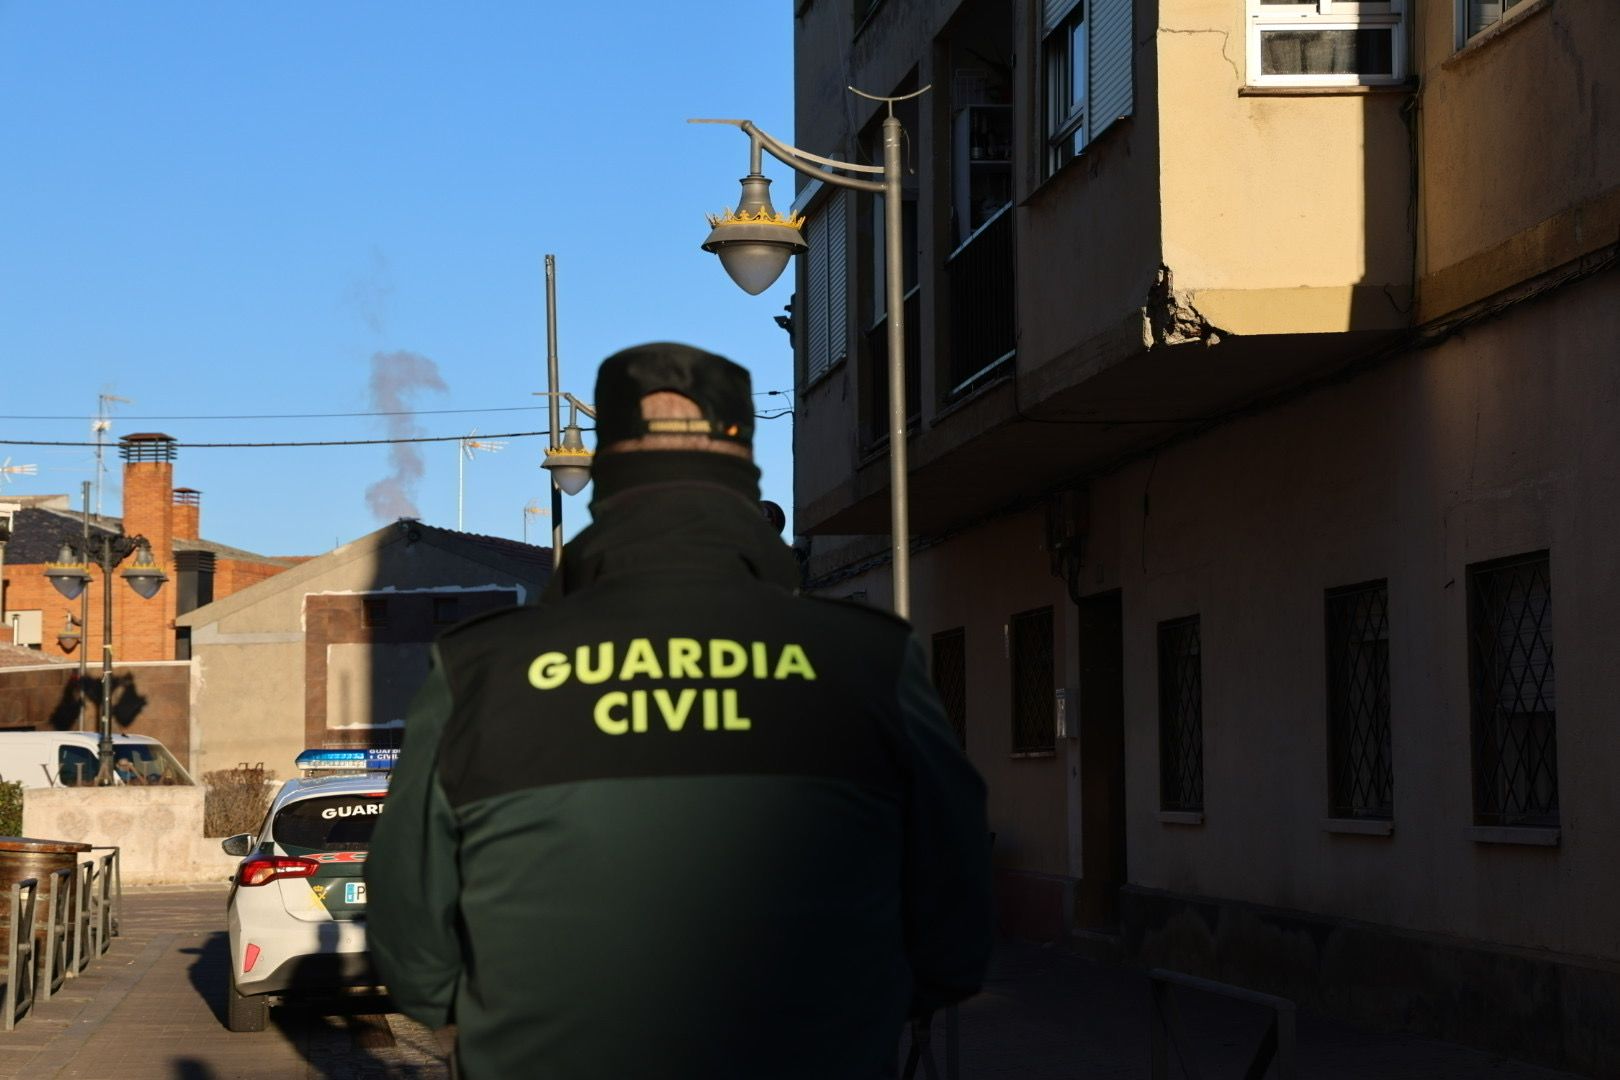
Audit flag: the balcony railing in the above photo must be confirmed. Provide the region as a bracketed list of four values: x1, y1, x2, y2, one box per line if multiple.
[945, 203, 1015, 400]
[862, 286, 922, 448]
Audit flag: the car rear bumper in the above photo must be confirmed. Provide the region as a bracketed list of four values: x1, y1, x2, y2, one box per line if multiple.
[238, 950, 380, 998]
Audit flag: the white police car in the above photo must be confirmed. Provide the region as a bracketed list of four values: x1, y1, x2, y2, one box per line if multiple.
[221, 749, 395, 1032]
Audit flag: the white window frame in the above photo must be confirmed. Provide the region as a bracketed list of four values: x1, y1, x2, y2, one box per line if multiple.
[1246, 0, 1406, 88]
[1454, 0, 1531, 49]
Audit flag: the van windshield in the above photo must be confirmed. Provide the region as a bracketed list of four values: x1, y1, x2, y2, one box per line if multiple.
[58, 743, 194, 787]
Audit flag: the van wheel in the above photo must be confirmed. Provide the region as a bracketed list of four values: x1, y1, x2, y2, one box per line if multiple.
[227, 983, 269, 1032]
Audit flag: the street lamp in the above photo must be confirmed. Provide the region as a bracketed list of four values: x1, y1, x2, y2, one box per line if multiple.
[692, 85, 929, 618]
[44, 523, 167, 784]
[536, 254, 599, 567]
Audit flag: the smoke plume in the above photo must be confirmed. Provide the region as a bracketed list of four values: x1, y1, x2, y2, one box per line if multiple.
[364, 350, 448, 521]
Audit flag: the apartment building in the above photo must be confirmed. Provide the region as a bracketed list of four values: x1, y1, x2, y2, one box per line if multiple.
[791, 0, 1617, 1071]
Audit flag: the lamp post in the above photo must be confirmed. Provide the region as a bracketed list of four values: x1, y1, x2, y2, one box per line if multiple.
[692, 86, 928, 618]
[536, 254, 597, 568]
[43, 517, 167, 784]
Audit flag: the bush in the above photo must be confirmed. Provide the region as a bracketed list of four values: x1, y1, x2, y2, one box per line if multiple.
[203, 763, 275, 838]
[0, 780, 21, 836]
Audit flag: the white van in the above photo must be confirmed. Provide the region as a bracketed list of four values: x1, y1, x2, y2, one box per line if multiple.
[0, 732, 194, 789]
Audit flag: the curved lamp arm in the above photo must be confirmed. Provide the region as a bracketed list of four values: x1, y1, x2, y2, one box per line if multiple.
[688, 119, 885, 195]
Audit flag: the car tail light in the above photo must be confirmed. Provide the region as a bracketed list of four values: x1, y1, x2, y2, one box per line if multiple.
[237, 855, 320, 887]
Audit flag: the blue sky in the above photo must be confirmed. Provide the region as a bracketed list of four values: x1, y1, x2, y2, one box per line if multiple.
[0, 3, 799, 555]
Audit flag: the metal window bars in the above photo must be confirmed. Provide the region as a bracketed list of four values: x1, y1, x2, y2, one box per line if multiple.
[1010, 608, 1056, 754]
[931, 628, 968, 748]
[1468, 553, 1557, 826]
[1326, 581, 1393, 819]
[4, 877, 39, 1030]
[1158, 617, 1204, 812]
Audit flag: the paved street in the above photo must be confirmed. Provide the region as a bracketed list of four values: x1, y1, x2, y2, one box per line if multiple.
[0, 885, 1587, 1078]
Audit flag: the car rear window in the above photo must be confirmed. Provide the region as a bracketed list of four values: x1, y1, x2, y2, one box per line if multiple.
[272, 795, 386, 854]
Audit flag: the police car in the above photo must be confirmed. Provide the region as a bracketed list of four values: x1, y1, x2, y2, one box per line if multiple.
[221, 749, 395, 1032]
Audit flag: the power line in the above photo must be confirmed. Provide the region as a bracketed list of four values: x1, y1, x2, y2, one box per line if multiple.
[0, 411, 793, 448]
[0, 405, 549, 422]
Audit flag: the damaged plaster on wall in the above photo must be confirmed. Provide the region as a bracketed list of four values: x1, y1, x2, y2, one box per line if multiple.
[1145, 265, 1225, 348]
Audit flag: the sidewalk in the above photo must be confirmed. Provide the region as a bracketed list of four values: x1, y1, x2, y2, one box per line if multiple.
[0, 885, 1588, 1078]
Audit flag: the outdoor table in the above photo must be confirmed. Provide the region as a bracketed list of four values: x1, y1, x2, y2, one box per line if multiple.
[0, 836, 92, 950]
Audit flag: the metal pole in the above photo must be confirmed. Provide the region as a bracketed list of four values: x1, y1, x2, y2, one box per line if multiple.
[78, 482, 89, 732]
[882, 114, 911, 618]
[457, 437, 465, 530]
[545, 254, 564, 565]
[98, 542, 114, 783]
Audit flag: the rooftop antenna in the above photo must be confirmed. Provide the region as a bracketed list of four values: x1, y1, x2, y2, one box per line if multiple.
[93, 393, 131, 518]
[457, 430, 505, 531]
[0, 458, 38, 490]
[522, 498, 549, 544]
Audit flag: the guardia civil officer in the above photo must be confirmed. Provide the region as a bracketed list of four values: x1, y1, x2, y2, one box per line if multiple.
[367, 342, 992, 1079]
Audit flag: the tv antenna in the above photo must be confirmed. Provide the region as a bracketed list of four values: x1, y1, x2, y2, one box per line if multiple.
[93, 393, 132, 517]
[522, 498, 549, 544]
[457, 430, 505, 530]
[0, 458, 38, 490]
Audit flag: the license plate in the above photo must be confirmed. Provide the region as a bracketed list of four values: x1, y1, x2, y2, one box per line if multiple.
[344, 882, 367, 904]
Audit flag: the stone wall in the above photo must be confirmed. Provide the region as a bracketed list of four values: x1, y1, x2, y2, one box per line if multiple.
[23, 785, 239, 885]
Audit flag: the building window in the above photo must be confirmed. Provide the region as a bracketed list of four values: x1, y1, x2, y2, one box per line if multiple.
[1457, 0, 1527, 45]
[1469, 552, 1557, 827]
[1010, 608, 1055, 754]
[433, 597, 460, 625]
[932, 628, 968, 748]
[1042, 0, 1134, 175]
[1326, 581, 1393, 819]
[1247, 0, 1406, 87]
[1158, 616, 1203, 812]
[802, 190, 848, 388]
[362, 598, 389, 629]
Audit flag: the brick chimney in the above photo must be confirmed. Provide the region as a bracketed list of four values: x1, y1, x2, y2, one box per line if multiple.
[119, 434, 180, 660]
[173, 487, 201, 541]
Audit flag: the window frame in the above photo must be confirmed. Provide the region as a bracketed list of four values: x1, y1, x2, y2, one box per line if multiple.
[1043, 0, 1088, 175]
[931, 627, 968, 749]
[1157, 614, 1204, 813]
[1009, 607, 1056, 756]
[1324, 580, 1393, 820]
[1467, 551, 1558, 828]
[1246, 0, 1407, 88]
[1454, 0, 1531, 48]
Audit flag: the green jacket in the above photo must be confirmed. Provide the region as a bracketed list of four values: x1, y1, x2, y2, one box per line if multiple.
[367, 455, 991, 1079]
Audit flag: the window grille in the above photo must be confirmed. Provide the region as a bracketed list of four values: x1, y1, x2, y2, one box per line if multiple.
[1326, 581, 1392, 819]
[1469, 552, 1557, 827]
[1010, 608, 1055, 754]
[1158, 616, 1203, 812]
[932, 628, 967, 748]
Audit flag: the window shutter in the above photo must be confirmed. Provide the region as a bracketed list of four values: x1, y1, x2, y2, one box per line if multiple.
[1088, 0, 1134, 139]
[805, 208, 830, 384]
[1044, 0, 1083, 33]
[825, 192, 847, 366]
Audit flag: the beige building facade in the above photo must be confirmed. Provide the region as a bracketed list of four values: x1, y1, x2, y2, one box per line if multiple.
[792, 0, 1617, 1071]
[177, 522, 549, 780]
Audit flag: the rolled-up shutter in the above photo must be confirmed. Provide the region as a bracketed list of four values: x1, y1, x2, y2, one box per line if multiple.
[1089, 0, 1134, 139]
[825, 192, 847, 368]
[802, 191, 847, 386]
